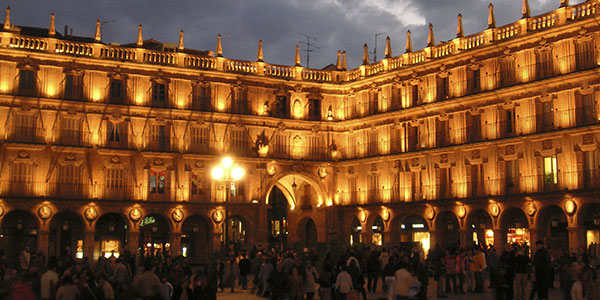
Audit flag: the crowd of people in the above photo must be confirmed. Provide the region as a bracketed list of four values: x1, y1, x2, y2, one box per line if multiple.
[0, 240, 599, 300]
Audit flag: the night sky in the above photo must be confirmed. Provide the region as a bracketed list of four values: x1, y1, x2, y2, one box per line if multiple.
[5, 0, 584, 69]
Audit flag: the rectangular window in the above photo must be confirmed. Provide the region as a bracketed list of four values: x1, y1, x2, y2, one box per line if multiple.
[275, 96, 289, 118]
[348, 177, 357, 204]
[273, 133, 288, 157]
[12, 113, 36, 143]
[192, 85, 210, 111]
[506, 160, 518, 194]
[106, 168, 124, 190]
[152, 82, 167, 106]
[578, 94, 596, 125]
[583, 150, 598, 188]
[467, 114, 481, 143]
[18, 70, 36, 97]
[543, 156, 558, 186]
[541, 101, 554, 131]
[468, 69, 481, 94]
[439, 168, 450, 199]
[505, 108, 516, 136]
[308, 136, 323, 159]
[190, 173, 206, 199]
[232, 88, 248, 114]
[229, 129, 247, 154]
[190, 127, 210, 153]
[575, 40, 595, 71]
[470, 164, 484, 197]
[149, 124, 169, 151]
[109, 79, 125, 104]
[149, 170, 166, 194]
[9, 163, 33, 196]
[536, 50, 553, 79]
[411, 85, 419, 105]
[367, 131, 378, 156]
[500, 59, 516, 87]
[368, 173, 379, 204]
[64, 74, 83, 100]
[58, 165, 81, 197]
[60, 117, 82, 146]
[369, 91, 379, 115]
[436, 119, 449, 147]
[308, 99, 322, 120]
[347, 134, 357, 158]
[437, 77, 449, 101]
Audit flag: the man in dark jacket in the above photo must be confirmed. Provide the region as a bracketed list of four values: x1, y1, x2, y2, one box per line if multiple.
[366, 251, 380, 293]
[238, 252, 251, 290]
[532, 241, 551, 300]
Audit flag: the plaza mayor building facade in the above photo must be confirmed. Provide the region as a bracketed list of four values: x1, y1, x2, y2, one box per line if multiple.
[0, 0, 599, 263]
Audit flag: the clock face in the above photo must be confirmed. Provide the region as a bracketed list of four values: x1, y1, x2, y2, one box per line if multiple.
[38, 206, 52, 220]
[212, 210, 224, 223]
[84, 207, 98, 221]
[129, 208, 141, 222]
[172, 209, 183, 222]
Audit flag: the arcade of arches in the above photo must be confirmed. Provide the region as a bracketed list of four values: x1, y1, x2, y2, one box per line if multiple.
[1, 182, 599, 262]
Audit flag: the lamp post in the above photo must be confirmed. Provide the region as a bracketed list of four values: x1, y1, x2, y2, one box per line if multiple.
[211, 156, 245, 253]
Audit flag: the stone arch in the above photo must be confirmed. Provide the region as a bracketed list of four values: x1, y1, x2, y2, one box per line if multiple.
[49, 211, 85, 258]
[264, 171, 328, 210]
[537, 205, 569, 253]
[578, 202, 600, 247]
[0, 210, 39, 261]
[435, 211, 460, 248]
[94, 213, 128, 259]
[467, 209, 494, 246]
[226, 214, 249, 250]
[500, 207, 530, 246]
[181, 214, 211, 263]
[296, 217, 317, 248]
[139, 213, 172, 257]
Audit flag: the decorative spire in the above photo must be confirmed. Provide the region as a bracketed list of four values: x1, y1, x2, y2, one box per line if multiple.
[336, 51, 342, 70]
[456, 14, 464, 38]
[178, 30, 184, 51]
[216, 34, 223, 57]
[295, 44, 301, 66]
[405, 30, 412, 53]
[257, 40, 263, 62]
[49, 13, 56, 37]
[427, 23, 435, 47]
[488, 3, 496, 29]
[522, 0, 530, 18]
[136, 24, 143, 47]
[362, 43, 369, 65]
[342, 50, 347, 70]
[4, 6, 10, 30]
[94, 20, 101, 42]
[385, 36, 392, 58]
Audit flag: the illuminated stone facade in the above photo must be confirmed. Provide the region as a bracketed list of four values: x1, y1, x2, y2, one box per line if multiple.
[0, 1, 599, 262]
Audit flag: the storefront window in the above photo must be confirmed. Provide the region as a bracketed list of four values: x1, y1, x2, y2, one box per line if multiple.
[507, 227, 530, 245]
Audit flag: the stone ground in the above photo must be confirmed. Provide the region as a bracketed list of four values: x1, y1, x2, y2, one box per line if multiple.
[217, 278, 563, 300]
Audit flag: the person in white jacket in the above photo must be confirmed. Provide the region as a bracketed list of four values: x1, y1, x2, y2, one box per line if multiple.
[394, 261, 414, 300]
[335, 266, 353, 300]
[571, 268, 592, 300]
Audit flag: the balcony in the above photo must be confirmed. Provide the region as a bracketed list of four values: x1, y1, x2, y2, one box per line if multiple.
[144, 136, 172, 152]
[7, 126, 44, 144]
[56, 129, 89, 147]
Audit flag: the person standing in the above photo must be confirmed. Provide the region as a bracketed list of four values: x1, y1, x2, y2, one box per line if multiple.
[40, 262, 59, 300]
[334, 265, 353, 300]
[318, 262, 335, 300]
[238, 253, 251, 290]
[132, 260, 162, 300]
[533, 241, 551, 300]
[366, 251, 380, 293]
[513, 247, 530, 300]
[288, 266, 305, 300]
[304, 260, 319, 300]
[383, 257, 397, 300]
[394, 261, 414, 300]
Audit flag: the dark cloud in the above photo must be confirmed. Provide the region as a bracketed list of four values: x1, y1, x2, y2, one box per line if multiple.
[5, 0, 589, 69]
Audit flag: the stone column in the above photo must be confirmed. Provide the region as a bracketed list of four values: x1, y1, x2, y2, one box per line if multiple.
[127, 231, 140, 255]
[83, 231, 95, 260]
[37, 230, 50, 256]
[568, 227, 584, 254]
[460, 230, 471, 248]
[493, 229, 505, 252]
[429, 230, 441, 248]
[171, 232, 181, 257]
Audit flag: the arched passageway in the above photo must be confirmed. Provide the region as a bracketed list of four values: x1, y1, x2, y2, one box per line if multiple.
[49, 211, 85, 258]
